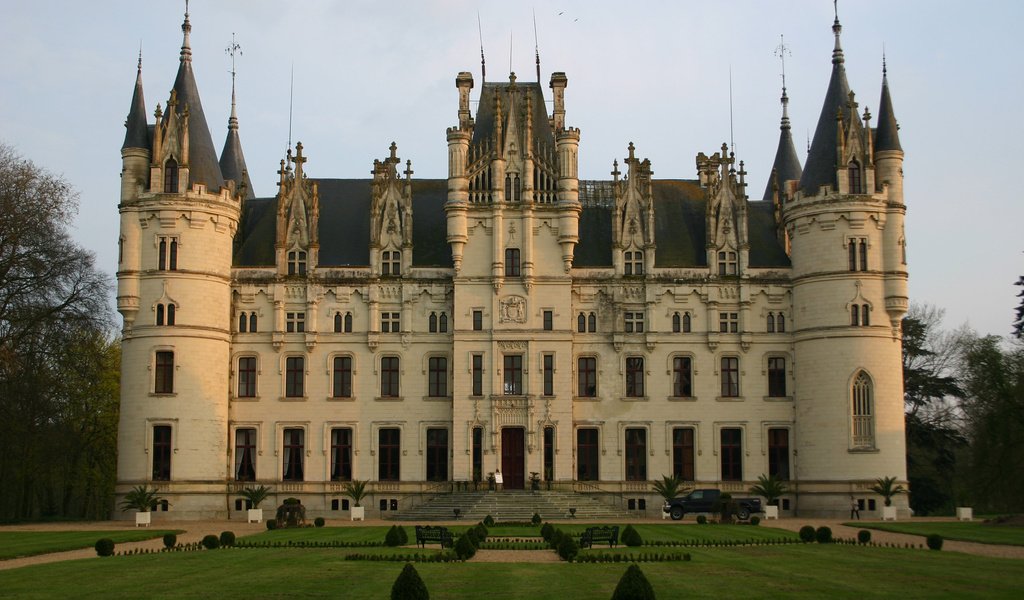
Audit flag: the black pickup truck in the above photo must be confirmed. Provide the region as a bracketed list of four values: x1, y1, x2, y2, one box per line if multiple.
[663, 489, 763, 521]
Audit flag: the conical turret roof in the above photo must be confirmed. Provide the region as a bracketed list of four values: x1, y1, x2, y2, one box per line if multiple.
[874, 63, 902, 152]
[122, 54, 150, 150]
[170, 9, 224, 191]
[220, 80, 255, 199]
[762, 88, 803, 201]
[798, 16, 852, 195]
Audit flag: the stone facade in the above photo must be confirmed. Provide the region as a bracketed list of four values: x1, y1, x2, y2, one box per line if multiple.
[116, 11, 908, 519]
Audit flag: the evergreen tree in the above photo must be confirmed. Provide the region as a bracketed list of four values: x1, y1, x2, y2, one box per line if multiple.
[611, 564, 656, 600]
[391, 563, 429, 600]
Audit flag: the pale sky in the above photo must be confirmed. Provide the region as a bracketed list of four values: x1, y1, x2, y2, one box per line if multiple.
[1, 1, 1020, 338]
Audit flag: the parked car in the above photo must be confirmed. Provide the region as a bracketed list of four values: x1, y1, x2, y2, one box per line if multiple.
[663, 489, 763, 520]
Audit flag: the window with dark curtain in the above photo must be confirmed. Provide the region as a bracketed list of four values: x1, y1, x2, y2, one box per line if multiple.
[235, 428, 256, 481]
[152, 425, 172, 481]
[576, 428, 599, 481]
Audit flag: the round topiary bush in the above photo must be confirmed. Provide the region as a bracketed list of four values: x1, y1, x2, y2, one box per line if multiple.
[750, 516, 761, 526]
[799, 525, 816, 543]
[857, 529, 871, 544]
[815, 526, 833, 544]
[314, 517, 325, 528]
[162, 532, 177, 549]
[621, 524, 643, 547]
[611, 564, 656, 600]
[202, 534, 220, 550]
[385, 525, 403, 547]
[531, 512, 542, 525]
[95, 538, 115, 557]
[696, 515, 707, 525]
[454, 533, 477, 560]
[391, 562, 429, 600]
[266, 518, 277, 530]
[557, 534, 579, 561]
[219, 531, 236, 547]
[926, 533, 943, 551]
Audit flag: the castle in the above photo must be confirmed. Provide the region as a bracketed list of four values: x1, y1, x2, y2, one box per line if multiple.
[116, 8, 908, 519]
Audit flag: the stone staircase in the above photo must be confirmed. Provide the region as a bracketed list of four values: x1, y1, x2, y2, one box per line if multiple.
[391, 490, 632, 522]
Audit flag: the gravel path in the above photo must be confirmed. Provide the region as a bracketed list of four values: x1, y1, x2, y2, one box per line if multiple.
[1, 517, 1020, 571]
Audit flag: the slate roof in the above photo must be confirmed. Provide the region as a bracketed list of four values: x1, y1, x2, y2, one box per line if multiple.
[171, 47, 225, 191]
[122, 63, 150, 150]
[799, 21, 852, 195]
[875, 72, 902, 152]
[220, 125, 255, 200]
[762, 98, 803, 201]
[472, 81, 556, 149]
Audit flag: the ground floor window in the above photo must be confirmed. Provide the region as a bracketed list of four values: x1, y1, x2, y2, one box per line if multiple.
[577, 428, 599, 481]
[234, 428, 256, 481]
[768, 428, 790, 480]
[672, 427, 695, 481]
[331, 428, 352, 481]
[379, 428, 401, 481]
[426, 428, 448, 481]
[720, 428, 742, 481]
[624, 428, 647, 481]
[152, 425, 171, 481]
[282, 428, 304, 481]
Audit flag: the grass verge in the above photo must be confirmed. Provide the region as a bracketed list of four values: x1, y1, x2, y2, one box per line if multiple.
[850, 521, 1024, 546]
[0, 530, 181, 560]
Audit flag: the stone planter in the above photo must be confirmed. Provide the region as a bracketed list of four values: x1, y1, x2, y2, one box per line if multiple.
[956, 507, 973, 521]
[351, 506, 365, 521]
[247, 508, 263, 523]
[135, 511, 151, 527]
[764, 505, 779, 520]
[882, 506, 897, 521]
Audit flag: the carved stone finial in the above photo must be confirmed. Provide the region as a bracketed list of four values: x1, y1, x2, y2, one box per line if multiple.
[389, 141, 398, 161]
[404, 159, 414, 179]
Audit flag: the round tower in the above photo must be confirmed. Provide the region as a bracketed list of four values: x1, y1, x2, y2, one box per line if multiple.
[116, 9, 239, 519]
[784, 15, 908, 517]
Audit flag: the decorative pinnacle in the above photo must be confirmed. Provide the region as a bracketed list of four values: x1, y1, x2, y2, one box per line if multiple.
[832, 1, 844, 65]
[180, 0, 192, 63]
[774, 34, 792, 129]
[226, 33, 242, 127]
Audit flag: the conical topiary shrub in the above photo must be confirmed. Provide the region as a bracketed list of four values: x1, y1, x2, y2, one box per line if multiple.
[396, 525, 409, 545]
[391, 562, 429, 600]
[611, 563, 656, 600]
[621, 524, 643, 547]
[455, 533, 477, 560]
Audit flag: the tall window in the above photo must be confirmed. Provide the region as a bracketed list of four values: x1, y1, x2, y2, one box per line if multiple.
[154, 351, 174, 394]
[624, 428, 647, 481]
[543, 354, 554, 396]
[860, 239, 868, 271]
[852, 372, 874, 448]
[503, 355, 523, 395]
[429, 313, 438, 333]
[335, 313, 344, 333]
[543, 426, 555, 481]
[766, 313, 775, 333]
[439, 313, 448, 333]
[848, 241, 858, 271]
[625, 357, 645, 397]
[777, 313, 785, 333]
[239, 312, 248, 333]
[330, 428, 352, 481]
[851, 304, 870, 327]
[471, 354, 483, 396]
[849, 238, 868, 271]
[249, 313, 258, 332]
[380, 356, 400, 397]
[287, 250, 307, 276]
[721, 356, 739, 397]
[578, 357, 597, 397]
[286, 312, 305, 333]
[577, 313, 586, 332]
[378, 428, 401, 481]
[344, 312, 353, 332]
[152, 425, 172, 481]
[282, 428, 304, 481]
[861, 304, 870, 326]
[234, 428, 256, 481]
[672, 356, 692, 398]
[472, 427, 483, 483]
[768, 428, 790, 480]
[381, 312, 401, 333]
[719, 312, 738, 333]
[163, 159, 178, 193]
[720, 428, 742, 481]
[426, 428, 449, 482]
[382, 250, 401, 276]
[472, 310, 483, 331]
[156, 304, 164, 326]
[156, 303, 176, 326]
[158, 237, 177, 270]
[682, 313, 691, 332]
[428, 357, 448, 397]
[624, 312, 644, 333]
[237, 356, 257, 398]
[588, 312, 597, 332]
[543, 310, 553, 331]
[718, 250, 737, 275]
[285, 356, 304, 397]
[848, 160, 862, 194]
[672, 428, 695, 481]
[768, 357, 787, 397]
[672, 312, 681, 333]
[577, 428, 599, 481]
[505, 248, 521, 277]
[333, 356, 352, 398]
[624, 250, 644, 275]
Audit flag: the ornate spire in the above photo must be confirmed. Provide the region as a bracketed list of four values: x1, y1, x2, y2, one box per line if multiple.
[180, 0, 192, 64]
[875, 54, 902, 152]
[220, 33, 254, 199]
[122, 48, 150, 150]
[832, 1, 844, 65]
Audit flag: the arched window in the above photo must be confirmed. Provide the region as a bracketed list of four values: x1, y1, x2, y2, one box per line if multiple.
[249, 313, 258, 332]
[848, 160, 862, 194]
[588, 312, 597, 333]
[439, 313, 448, 333]
[861, 304, 870, 326]
[239, 312, 247, 333]
[851, 371, 874, 447]
[577, 313, 586, 333]
[166, 304, 175, 326]
[429, 312, 438, 333]
[672, 312, 681, 333]
[344, 312, 353, 333]
[682, 313, 691, 333]
[851, 305, 860, 326]
[164, 158, 178, 193]
[767, 313, 775, 333]
[777, 314, 785, 333]
[334, 313, 343, 333]
[156, 304, 165, 326]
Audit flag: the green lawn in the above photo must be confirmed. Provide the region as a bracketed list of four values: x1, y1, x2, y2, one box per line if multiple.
[851, 521, 1024, 546]
[242, 526, 390, 544]
[0, 544, 1021, 598]
[0, 530, 181, 560]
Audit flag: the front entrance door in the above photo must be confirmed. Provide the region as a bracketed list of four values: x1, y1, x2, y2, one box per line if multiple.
[501, 427, 525, 489]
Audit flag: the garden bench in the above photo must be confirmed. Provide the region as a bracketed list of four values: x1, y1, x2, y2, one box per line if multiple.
[415, 525, 453, 548]
[579, 525, 619, 548]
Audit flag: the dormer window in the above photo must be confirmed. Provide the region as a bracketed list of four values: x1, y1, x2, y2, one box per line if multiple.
[288, 250, 307, 276]
[848, 160, 863, 194]
[164, 158, 178, 193]
[624, 251, 644, 276]
[717, 251, 737, 276]
[382, 250, 401, 276]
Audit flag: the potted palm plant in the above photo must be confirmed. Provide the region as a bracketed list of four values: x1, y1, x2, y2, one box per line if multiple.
[870, 476, 906, 520]
[343, 480, 368, 521]
[749, 473, 788, 519]
[239, 485, 272, 523]
[119, 485, 165, 527]
[652, 474, 687, 520]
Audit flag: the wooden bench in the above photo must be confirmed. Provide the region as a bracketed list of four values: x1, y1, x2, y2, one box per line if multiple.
[579, 525, 619, 548]
[415, 525, 453, 548]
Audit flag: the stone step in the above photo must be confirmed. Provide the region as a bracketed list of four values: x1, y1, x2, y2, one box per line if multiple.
[392, 490, 633, 522]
